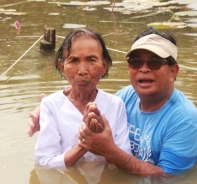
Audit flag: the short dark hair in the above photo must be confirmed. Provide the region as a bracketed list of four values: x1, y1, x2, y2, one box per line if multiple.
[55, 28, 112, 78]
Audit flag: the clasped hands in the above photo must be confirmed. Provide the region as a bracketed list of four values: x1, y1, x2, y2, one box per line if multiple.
[79, 102, 104, 143]
[83, 102, 104, 133]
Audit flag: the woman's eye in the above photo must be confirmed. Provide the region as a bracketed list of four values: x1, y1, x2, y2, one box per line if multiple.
[68, 58, 78, 63]
[88, 57, 96, 62]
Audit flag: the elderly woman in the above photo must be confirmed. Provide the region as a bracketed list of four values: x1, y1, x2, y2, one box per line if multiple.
[34, 28, 131, 168]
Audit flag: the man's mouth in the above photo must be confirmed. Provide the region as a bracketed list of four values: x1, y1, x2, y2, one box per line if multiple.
[139, 79, 153, 83]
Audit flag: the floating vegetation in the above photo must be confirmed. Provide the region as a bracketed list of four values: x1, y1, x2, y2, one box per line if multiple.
[172, 0, 196, 5]
[0, 8, 26, 15]
[184, 33, 197, 37]
[4, 12, 26, 15]
[101, 0, 197, 30]
[62, 23, 86, 29]
[83, 7, 96, 11]
[175, 11, 197, 17]
[48, 12, 60, 15]
[147, 22, 187, 29]
[27, 0, 46, 2]
[185, 18, 197, 28]
[187, 2, 197, 10]
[49, 1, 111, 6]
[0, 16, 11, 21]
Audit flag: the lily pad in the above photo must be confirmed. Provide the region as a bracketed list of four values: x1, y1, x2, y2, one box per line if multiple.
[27, 0, 46, 2]
[50, 1, 111, 6]
[4, 12, 26, 15]
[186, 18, 197, 23]
[147, 22, 187, 29]
[171, 0, 196, 5]
[184, 33, 197, 36]
[0, 8, 16, 12]
[187, 2, 197, 10]
[0, 9, 26, 15]
[62, 23, 86, 29]
[122, 0, 175, 7]
[187, 23, 197, 28]
[175, 11, 197, 16]
[48, 13, 60, 15]
[83, 7, 96, 11]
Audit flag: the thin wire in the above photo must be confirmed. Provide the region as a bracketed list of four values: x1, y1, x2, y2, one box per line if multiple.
[0, 34, 44, 80]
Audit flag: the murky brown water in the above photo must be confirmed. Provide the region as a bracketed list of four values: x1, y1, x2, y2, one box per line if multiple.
[0, 0, 197, 183]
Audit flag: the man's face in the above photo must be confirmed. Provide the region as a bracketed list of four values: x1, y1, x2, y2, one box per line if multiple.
[127, 49, 178, 99]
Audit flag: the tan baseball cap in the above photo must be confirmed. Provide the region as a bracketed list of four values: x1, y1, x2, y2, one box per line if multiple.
[125, 34, 177, 61]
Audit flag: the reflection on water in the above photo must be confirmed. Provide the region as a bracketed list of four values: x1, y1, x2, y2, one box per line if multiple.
[0, 0, 197, 183]
[32, 162, 141, 184]
[30, 162, 197, 184]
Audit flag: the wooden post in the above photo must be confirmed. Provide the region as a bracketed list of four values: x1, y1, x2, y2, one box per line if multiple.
[40, 28, 56, 50]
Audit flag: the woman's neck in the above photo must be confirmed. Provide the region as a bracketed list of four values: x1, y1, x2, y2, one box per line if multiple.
[63, 87, 98, 114]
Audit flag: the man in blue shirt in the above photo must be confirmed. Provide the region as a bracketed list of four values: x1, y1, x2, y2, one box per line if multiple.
[78, 27, 197, 176]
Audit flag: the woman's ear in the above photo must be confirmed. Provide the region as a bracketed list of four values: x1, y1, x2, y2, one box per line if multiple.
[101, 59, 109, 78]
[58, 59, 64, 73]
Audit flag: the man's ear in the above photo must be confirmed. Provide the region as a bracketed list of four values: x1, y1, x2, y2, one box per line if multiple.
[170, 64, 179, 81]
[58, 59, 64, 73]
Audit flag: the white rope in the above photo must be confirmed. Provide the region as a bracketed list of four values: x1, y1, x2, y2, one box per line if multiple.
[56, 35, 65, 39]
[0, 34, 44, 79]
[107, 47, 127, 54]
[179, 64, 197, 71]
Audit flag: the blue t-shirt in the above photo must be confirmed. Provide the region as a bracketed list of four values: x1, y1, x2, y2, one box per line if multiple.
[115, 85, 197, 175]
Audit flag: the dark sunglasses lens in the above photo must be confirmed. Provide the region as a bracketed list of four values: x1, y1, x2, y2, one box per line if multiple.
[127, 58, 166, 70]
[127, 59, 143, 69]
[147, 60, 163, 70]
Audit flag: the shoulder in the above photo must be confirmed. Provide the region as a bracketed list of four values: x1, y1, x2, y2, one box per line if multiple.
[97, 89, 124, 105]
[115, 85, 135, 95]
[115, 85, 139, 108]
[162, 89, 197, 137]
[170, 89, 197, 119]
[115, 85, 137, 99]
[41, 90, 65, 107]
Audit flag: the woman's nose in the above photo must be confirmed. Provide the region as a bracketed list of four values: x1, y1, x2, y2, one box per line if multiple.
[78, 62, 88, 75]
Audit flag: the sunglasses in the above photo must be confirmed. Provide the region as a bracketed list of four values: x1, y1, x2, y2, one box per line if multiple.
[127, 58, 168, 70]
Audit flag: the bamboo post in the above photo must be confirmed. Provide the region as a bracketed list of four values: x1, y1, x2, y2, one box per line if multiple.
[40, 28, 56, 50]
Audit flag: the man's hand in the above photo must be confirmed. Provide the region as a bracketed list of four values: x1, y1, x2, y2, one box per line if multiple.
[27, 93, 46, 137]
[79, 115, 115, 157]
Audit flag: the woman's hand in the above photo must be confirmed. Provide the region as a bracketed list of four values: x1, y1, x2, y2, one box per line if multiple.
[83, 102, 104, 133]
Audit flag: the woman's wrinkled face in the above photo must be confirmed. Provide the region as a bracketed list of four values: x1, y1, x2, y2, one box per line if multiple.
[128, 49, 178, 99]
[59, 36, 108, 93]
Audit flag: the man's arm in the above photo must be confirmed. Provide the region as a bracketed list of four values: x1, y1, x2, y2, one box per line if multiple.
[79, 116, 165, 177]
[27, 93, 46, 137]
[28, 105, 40, 137]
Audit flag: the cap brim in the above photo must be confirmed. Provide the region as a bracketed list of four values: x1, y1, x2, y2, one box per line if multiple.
[125, 44, 170, 59]
[125, 34, 177, 61]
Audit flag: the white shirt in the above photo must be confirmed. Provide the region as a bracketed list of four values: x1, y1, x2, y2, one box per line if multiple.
[34, 88, 131, 168]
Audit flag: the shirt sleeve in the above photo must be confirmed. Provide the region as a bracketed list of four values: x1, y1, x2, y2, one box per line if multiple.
[34, 98, 66, 168]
